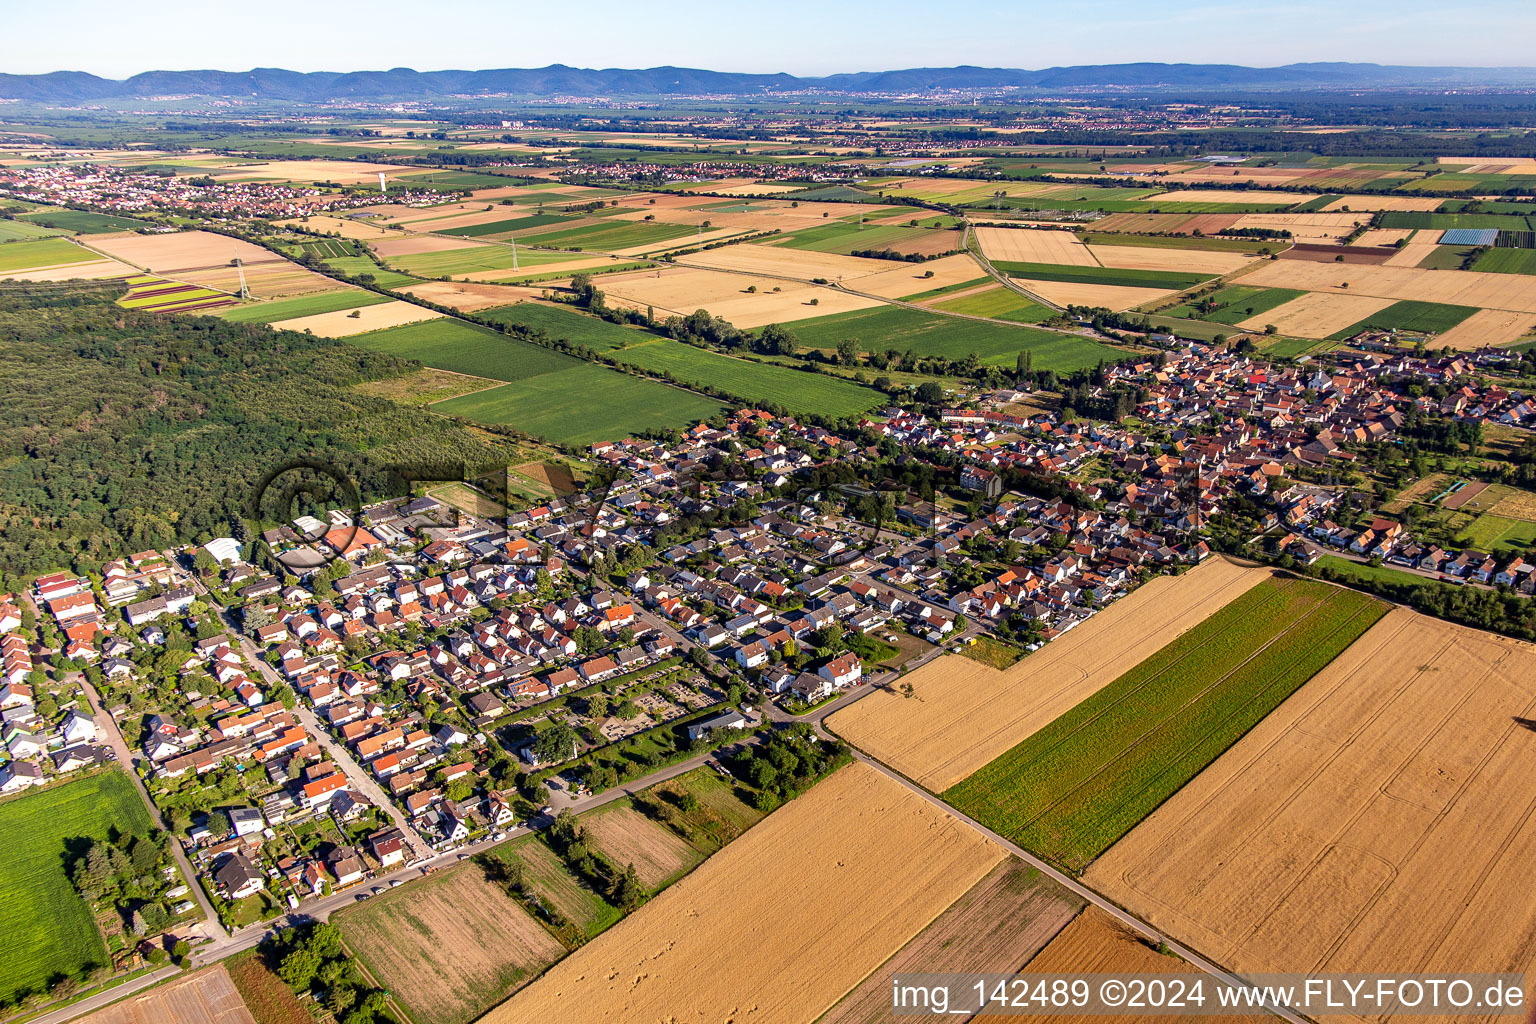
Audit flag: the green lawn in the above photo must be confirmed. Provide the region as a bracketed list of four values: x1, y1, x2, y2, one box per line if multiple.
[217, 290, 389, 323]
[650, 768, 764, 853]
[477, 302, 650, 351]
[1457, 514, 1536, 554]
[1317, 555, 1434, 592]
[1163, 285, 1306, 325]
[1326, 299, 1480, 340]
[485, 836, 620, 940]
[0, 772, 155, 1003]
[432, 363, 728, 446]
[349, 319, 583, 381]
[788, 305, 1122, 372]
[610, 339, 884, 417]
[0, 237, 95, 272]
[995, 261, 1212, 291]
[943, 578, 1387, 872]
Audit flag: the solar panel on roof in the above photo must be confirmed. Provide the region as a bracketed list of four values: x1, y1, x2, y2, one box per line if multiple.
[1438, 228, 1498, 246]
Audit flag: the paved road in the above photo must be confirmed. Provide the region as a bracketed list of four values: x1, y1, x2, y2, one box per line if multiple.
[78, 678, 228, 942]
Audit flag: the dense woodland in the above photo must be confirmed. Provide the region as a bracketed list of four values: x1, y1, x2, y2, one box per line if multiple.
[0, 281, 518, 582]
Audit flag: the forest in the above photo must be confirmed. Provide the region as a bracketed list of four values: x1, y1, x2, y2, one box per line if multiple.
[0, 281, 520, 582]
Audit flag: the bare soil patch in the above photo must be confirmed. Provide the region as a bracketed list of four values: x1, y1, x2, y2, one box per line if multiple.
[79, 966, 255, 1024]
[582, 805, 702, 889]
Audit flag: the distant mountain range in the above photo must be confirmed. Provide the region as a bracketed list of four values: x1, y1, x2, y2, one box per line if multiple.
[3, 63, 1536, 103]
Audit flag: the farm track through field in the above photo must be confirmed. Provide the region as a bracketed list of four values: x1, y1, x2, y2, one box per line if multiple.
[998, 581, 1338, 840]
[964, 221, 1065, 311]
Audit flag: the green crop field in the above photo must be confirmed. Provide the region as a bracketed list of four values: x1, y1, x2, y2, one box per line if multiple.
[390, 244, 583, 279]
[396, 169, 525, 188]
[477, 302, 649, 351]
[1163, 285, 1306, 325]
[930, 287, 1053, 323]
[788, 305, 1121, 371]
[1379, 211, 1536, 231]
[444, 213, 574, 237]
[0, 237, 94, 272]
[1471, 248, 1536, 276]
[319, 255, 421, 288]
[218, 290, 389, 323]
[432, 363, 727, 446]
[900, 276, 993, 302]
[485, 835, 620, 939]
[943, 578, 1387, 872]
[1077, 232, 1275, 254]
[994, 261, 1212, 290]
[349, 319, 582, 381]
[774, 221, 940, 255]
[518, 220, 696, 252]
[0, 219, 69, 242]
[1326, 299, 1480, 340]
[295, 238, 356, 259]
[17, 210, 155, 234]
[1457, 513, 1536, 554]
[0, 772, 155, 1003]
[610, 339, 884, 417]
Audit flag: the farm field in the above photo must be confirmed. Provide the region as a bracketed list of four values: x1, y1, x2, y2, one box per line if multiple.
[929, 285, 1053, 322]
[820, 858, 1084, 1024]
[477, 301, 649, 349]
[432, 364, 728, 446]
[676, 242, 897, 282]
[319, 255, 420, 289]
[995, 260, 1211, 291]
[609, 338, 885, 417]
[389, 243, 586, 279]
[487, 762, 1003, 1024]
[787, 305, 1121, 371]
[592, 264, 878, 327]
[1457, 513, 1536, 553]
[85, 230, 341, 297]
[0, 771, 155, 1004]
[398, 280, 542, 311]
[827, 559, 1269, 791]
[484, 834, 621, 940]
[334, 863, 564, 1024]
[76, 966, 255, 1024]
[217, 290, 389, 324]
[1009, 277, 1175, 313]
[0, 218, 68, 241]
[581, 804, 704, 889]
[0, 236, 104, 272]
[1472, 247, 1536, 276]
[975, 227, 1096, 266]
[648, 767, 765, 852]
[1012, 908, 1270, 1024]
[1428, 308, 1536, 350]
[1324, 298, 1480, 339]
[347, 318, 582, 381]
[270, 298, 443, 337]
[1086, 243, 1254, 275]
[945, 577, 1387, 871]
[1164, 285, 1305, 325]
[1236, 291, 1393, 338]
[1085, 608, 1536, 993]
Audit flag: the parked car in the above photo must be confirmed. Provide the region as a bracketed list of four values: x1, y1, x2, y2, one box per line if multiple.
[355, 893, 371, 902]
[388, 878, 403, 887]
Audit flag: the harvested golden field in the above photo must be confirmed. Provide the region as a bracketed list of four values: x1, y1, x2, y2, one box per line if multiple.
[828, 558, 1268, 790]
[1014, 909, 1270, 1024]
[1434, 308, 1536, 350]
[183, 262, 341, 298]
[1439, 156, 1536, 174]
[1140, 188, 1301, 205]
[77, 966, 255, 1024]
[274, 215, 399, 239]
[1385, 232, 1443, 267]
[1323, 195, 1444, 212]
[1242, 259, 1536, 313]
[858, 253, 988, 299]
[711, 182, 805, 195]
[1233, 212, 1370, 244]
[597, 265, 877, 326]
[1237, 291, 1396, 338]
[336, 863, 564, 1024]
[488, 762, 1003, 1024]
[1086, 608, 1536, 1005]
[1354, 228, 1416, 247]
[83, 230, 274, 272]
[270, 299, 444, 337]
[224, 159, 411, 185]
[677, 242, 902, 282]
[0, 257, 136, 281]
[372, 234, 486, 257]
[821, 858, 1083, 1024]
[1009, 277, 1174, 313]
[1087, 244, 1253, 275]
[582, 805, 701, 889]
[975, 227, 1096, 266]
[398, 280, 545, 311]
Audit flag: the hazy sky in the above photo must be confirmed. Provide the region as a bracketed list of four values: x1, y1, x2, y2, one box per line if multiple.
[7, 0, 1536, 78]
